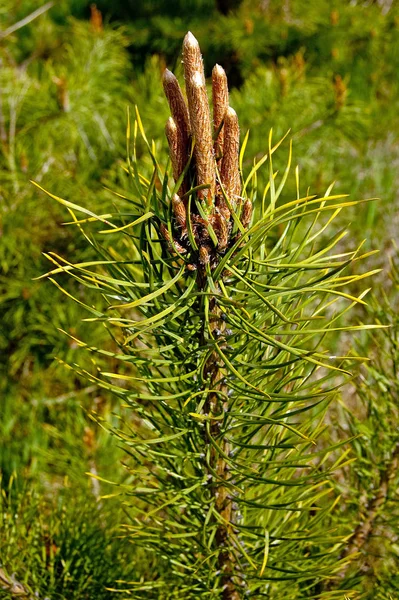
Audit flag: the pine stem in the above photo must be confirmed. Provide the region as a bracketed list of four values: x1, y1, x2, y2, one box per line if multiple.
[329, 441, 399, 588]
[164, 32, 248, 595]
[203, 287, 243, 599]
[345, 442, 399, 555]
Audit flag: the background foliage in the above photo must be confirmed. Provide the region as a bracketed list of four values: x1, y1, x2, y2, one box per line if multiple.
[0, 1, 398, 598]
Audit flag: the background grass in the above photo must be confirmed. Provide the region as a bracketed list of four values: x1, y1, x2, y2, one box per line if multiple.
[0, 0, 398, 597]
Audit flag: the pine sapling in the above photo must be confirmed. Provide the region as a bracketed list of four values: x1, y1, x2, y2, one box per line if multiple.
[35, 32, 379, 599]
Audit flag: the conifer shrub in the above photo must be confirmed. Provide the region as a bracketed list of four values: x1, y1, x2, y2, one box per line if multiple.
[36, 32, 379, 598]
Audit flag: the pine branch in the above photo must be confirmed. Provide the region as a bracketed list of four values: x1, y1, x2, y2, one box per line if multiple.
[330, 441, 399, 587]
[0, 2, 54, 39]
[35, 29, 380, 599]
[346, 443, 399, 555]
[163, 32, 248, 597]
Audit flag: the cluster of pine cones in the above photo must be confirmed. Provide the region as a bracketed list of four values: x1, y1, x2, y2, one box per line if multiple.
[161, 32, 252, 271]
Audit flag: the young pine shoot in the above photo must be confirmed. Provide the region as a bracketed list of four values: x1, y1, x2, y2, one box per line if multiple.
[35, 32, 379, 600]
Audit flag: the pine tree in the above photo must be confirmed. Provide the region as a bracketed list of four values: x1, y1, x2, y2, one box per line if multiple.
[35, 32, 379, 598]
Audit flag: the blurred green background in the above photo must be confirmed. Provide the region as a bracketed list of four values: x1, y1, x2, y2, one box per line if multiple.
[1, 0, 398, 597]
